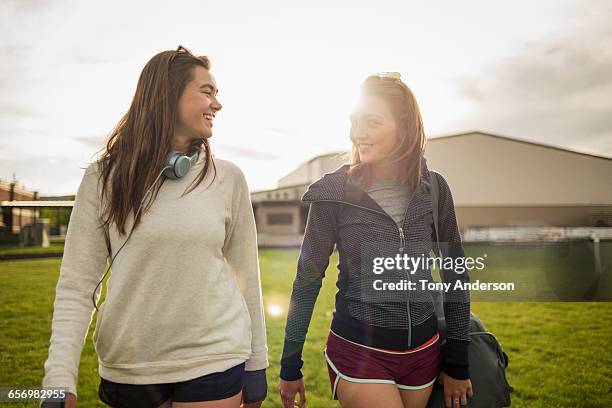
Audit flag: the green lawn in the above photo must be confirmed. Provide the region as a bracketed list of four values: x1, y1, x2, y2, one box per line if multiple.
[0, 242, 65, 256]
[1, 248, 611, 407]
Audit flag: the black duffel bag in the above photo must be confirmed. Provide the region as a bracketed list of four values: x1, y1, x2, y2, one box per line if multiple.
[427, 291, 514, 408]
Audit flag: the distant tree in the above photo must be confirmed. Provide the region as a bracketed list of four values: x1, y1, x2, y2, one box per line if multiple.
[40, 196, 75, 226]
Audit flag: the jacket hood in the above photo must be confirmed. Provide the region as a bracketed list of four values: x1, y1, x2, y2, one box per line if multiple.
[302, 156, 432, 203]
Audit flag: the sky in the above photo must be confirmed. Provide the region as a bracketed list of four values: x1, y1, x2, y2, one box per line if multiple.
[1, 0, 611, 195]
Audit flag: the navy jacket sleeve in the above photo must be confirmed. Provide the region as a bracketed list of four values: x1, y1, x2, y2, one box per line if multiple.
[280, 201, 338, 381]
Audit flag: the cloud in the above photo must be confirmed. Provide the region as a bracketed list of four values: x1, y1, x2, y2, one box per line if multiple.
[0, 102, 38, 119]
[0, 156, 89, 196]
[73, 134, 107, 150]
[456, 1, 612, 158]
[215, 143, 281, 160]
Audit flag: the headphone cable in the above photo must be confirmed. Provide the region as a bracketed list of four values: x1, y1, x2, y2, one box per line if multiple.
[91, 166, 168, 312]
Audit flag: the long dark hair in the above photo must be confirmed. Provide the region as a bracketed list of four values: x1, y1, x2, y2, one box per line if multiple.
[348, 74, 427, 192]
[97, 45, 216, 235]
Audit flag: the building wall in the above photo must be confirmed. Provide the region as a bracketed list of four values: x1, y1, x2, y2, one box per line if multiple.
[0, 180, 38, 234]
[312, 153, 349, 180]
[425, 133, 612, 206]
[277, 164, 310, 188]
[251, 133, 612, 245]
[278, 153, 348, 187]
[254, 203, 304, 235]
[251, 185, 306, 203]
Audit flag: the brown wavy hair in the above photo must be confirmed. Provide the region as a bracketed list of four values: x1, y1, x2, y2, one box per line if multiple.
[348, 74, 427, 193]
[97, 45, 216, 235]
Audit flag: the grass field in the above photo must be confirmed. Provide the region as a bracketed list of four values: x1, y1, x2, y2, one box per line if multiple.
[0, 243, 65, 256]
[1, 247, 611, 407]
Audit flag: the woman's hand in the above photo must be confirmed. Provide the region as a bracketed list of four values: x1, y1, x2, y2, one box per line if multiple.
[439, 372, 473, 408]
[64, 393, 76, 408]
[64, 393, 77, 408]
[278, 378, 306, 408]
[240, 397, 262, 408]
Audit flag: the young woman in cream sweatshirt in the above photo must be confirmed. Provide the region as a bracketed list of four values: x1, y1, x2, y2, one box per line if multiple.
[41, 46, 268, 408]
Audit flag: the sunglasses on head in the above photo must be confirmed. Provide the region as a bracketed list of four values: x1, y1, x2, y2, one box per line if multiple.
[373, 71, 401, 80]
[169, 45, 198, 65]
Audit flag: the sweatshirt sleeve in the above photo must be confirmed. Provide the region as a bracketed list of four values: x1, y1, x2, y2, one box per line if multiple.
[41, 164, 110, 398]
[223, 165, 269, 372]
[435, 172, 471, 380]
[280, 201, 338, 381]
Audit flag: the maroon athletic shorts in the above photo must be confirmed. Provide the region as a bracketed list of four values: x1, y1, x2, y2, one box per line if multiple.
[324, 330, 441, 400]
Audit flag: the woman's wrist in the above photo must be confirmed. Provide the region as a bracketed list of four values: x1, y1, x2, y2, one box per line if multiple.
[243, 368, 267, 403]
[279, 365, 304, 381]
[441, 338, 469, 379]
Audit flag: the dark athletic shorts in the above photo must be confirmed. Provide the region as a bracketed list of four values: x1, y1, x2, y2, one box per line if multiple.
[98, 362, 245, 408]
[324, 330, 441, 400]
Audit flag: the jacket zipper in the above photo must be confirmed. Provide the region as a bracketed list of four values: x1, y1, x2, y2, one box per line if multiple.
[399, 227, 406, 252]
[311, 198, 414, 347]
[310, 199, 410, 252]
[398, 203, 411, 347]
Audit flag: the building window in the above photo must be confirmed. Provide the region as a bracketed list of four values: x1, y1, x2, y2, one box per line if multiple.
[267, 213, 293, 225]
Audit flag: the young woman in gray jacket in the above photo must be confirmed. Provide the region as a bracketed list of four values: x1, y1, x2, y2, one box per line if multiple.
[279, 73, 472, 408]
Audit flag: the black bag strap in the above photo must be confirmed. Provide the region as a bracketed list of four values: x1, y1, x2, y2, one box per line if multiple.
[429, 170, 443, 258]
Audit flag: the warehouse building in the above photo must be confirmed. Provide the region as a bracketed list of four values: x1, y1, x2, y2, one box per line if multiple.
[250, 131, 612, 246]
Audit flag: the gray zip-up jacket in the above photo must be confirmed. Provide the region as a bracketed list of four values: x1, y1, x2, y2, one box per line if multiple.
[280, 158, 470, 381]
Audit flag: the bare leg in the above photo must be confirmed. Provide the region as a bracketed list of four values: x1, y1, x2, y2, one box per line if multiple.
[157, 399, 172, 408]
[398, 385, 434, 408]
[336, 378, 403, 408]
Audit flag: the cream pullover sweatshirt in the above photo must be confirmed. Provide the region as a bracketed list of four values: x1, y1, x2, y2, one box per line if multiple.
[42, 154, 269, 398]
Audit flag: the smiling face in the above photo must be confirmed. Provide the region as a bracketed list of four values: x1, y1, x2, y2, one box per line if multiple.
[175, 66, 222, 145]
[349, 95, 399, 166]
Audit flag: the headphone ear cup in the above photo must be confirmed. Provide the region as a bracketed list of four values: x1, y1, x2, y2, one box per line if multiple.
[172, 155, 192, 179]
[163, 150, 200, 179]
[163, 152, 181, 179]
